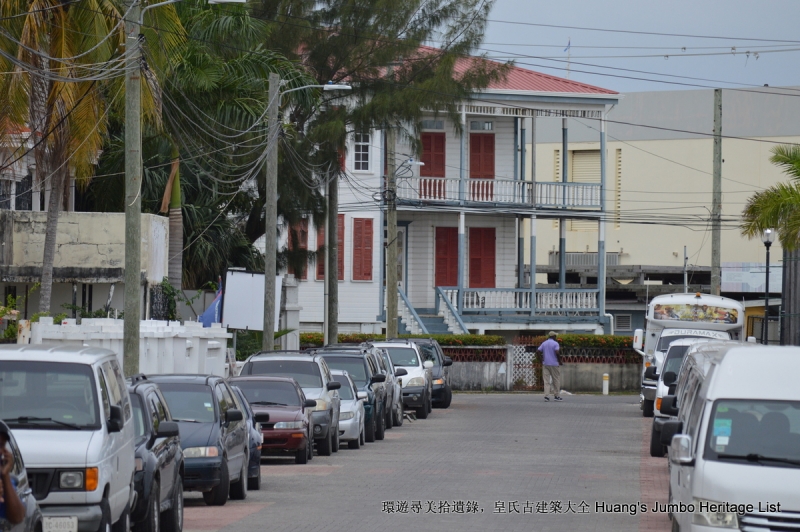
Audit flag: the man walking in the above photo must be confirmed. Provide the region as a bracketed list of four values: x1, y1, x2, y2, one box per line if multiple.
[537, 331, 563, 401]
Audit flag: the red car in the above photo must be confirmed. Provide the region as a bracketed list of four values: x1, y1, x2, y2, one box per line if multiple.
[230, 376, 317, 464]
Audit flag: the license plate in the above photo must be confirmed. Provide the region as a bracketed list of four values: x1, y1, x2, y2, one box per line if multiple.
[43, 517, 78, 532]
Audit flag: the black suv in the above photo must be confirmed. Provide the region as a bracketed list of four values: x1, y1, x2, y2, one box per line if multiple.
[147, 375, 249, 506]
[126, 375, 184, 532]
[406, 339, 453, 408]
[314, 347, 388, 443]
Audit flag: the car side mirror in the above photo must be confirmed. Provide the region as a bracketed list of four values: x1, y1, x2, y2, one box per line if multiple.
[423, 361, 434, 369]
[663, 371, 677, 386]
[443, 357, 453, 367]
[107, 405, 123, 433]
[326, 381, 341, 391]
[633, 329, 643, 350]
[660, 420, 683, 446]
[644, 366, 658, 381]
[226, 409, 243, 423]
[254, 413, 271, 424]
[668, 384, 677, 395]
[394, 368, 408, 377]
[669, 434, 694, 466]
[156, 421, 180, 438]
[303, 399, 317, 409]
[659, 395, 679, 416]
[370, 374, 386, 384]
[356, 391, 368, 401]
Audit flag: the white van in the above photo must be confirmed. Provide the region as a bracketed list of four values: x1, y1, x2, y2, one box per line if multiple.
[0, 346, 136, 532]
[661, 344, 800, 531]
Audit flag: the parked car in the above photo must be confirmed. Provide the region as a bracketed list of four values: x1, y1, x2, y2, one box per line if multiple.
[330, 371, 366, 449]
[230, 376, 316, 464]
[240, 354, 341, 456]
[407, 338, 453, 409]
[146, 375, 249, 506]
[369, 347, 401, 430]
[376, 349, 407, 427]
[661, 343, 800, 531]
[0, 345, 135, 532]
[229, 386, 264, 490]
[126, 376, 184, 532]
[0, 421, 43, 532]
[370, 341, 433, 419]
[315, 350, 386, 443]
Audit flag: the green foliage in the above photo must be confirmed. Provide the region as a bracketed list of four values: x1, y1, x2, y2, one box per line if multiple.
[522, 334, 633, 349]
[231, 328, 297, 360]
[299, 332, 506, 347]
[60, 304, 116, 320]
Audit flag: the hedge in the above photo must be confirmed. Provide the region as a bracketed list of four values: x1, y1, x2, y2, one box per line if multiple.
[299, 332, 506, 347]
[517, 334, 632, 349]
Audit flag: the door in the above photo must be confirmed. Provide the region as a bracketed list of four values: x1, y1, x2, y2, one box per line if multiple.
[469, 227, 496, 288]
[673, 375, 702, 529]
[469, 133, 494, 201]
[435, 227, 458, 287]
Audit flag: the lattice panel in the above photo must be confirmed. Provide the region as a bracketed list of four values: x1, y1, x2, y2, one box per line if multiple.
[511, 345, 542, 390]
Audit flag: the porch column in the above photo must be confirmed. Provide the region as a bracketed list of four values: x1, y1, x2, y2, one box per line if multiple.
[559, 117, 568, 289]
[598, 109, 608, 326]
[517, 121, 526, 289]
[529, 215, 536, 316]
[458, 211, 465, 314]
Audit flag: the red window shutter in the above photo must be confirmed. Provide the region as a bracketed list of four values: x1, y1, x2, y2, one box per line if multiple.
[315, 216, 344, 281]
[469, 227, 495, 288]
[435, 227, 458, 286]
[353, 219, 363, 280]
[337, 214, 345, 281]
[287, 219, 309, 280]
[316, 225, 325, 280]
[469, 134, 495, 179]
[421, 133, 445, 178]
[352, 218, 373, 281]
[362, 219, 373, 280]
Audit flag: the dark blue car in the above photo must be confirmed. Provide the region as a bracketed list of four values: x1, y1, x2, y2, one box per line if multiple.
[230, 386, 265, 490]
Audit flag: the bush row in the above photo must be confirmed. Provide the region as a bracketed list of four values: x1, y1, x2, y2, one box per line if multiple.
[517, 334, 633, 349]
[299, 332, 506, 347]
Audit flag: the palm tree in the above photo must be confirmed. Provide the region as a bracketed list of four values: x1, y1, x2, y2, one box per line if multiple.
[741, 144, 800, 345]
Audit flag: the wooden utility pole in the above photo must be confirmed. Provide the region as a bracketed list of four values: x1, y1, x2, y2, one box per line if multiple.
[262, 72, 279, 351]
[711, 88, 722, 295]
[326, 170, 339, 344]
[385, 125, 398, 339]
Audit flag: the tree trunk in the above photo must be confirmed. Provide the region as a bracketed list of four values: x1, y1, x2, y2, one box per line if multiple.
[38, 169, 66, 313]
[168, 153, 182, 290]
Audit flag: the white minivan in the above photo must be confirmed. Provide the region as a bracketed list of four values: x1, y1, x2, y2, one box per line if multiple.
[0, 345, 136, 532]
[661, 343, 800, 531]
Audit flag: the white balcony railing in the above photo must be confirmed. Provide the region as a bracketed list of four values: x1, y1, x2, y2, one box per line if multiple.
[396, 177, 533, 205]
[535, 182, 602, 208]
[437, 287, 599, 315]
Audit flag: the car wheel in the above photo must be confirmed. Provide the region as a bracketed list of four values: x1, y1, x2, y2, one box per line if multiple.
[247, 462, 261, 491]
[375, 407, 385, 440]
[650, 422, 666, 457]
[331, 424, 340, 453]
[427, 394, 432, 414]
[393, 403, 403, 427]
[359, 426, 365, 446]
[317, 429, 333, 456]
[439, 387, 452, 409]
[229, 459, 247, 500]
[135, 480, 159, 532]
[99, 498, 112, 532]
[348, 431, 361, 449]
[307, 431, 314, 461]
[364, 415, 375, 443]
[384, 402, 393, 430]
[202, 459, 229, 506]
[295, 445, 308, 464]
[112, 501, 130, 532]
[643, 399, 655, 418]
[161, 475, 183, 532]
[416, 401, 429, 419]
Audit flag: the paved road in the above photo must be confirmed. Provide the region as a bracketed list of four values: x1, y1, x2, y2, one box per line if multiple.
[184, 394, 671, 532]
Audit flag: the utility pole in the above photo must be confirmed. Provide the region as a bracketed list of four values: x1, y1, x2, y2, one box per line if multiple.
[385, 124, 398, 339]
[326, 170, 339, 344]
[123, 0, 142, 376]
[262, 72, 279, 351]
[711, 89, 722, 295]
[683, 245, 688, 293]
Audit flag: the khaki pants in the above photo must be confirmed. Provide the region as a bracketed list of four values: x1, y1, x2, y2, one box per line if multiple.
[543, 365, 561, 397]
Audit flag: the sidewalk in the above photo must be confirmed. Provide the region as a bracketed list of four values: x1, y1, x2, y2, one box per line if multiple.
[639, 418, 672, 532]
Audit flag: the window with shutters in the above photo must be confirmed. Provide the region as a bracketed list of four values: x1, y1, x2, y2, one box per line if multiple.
[287, 219, 309, 279]
[315, 215, 345, 281]
[469, 227, 496, 288]
[435, 227, 458, 287]
[568, 150, 600, 232]
[354, 132, 370, 171]
[616, 314, 632, 331]
[352, 218, 373, 281]
[420, 133, 445, 178]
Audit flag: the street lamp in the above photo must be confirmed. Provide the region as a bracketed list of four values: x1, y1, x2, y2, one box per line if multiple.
[761, 228, 775, 345]
[263, 78, 351, 351]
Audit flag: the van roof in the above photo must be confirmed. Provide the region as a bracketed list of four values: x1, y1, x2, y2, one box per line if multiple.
[707, 346, 800, 401]
[0, 344, 118, 365]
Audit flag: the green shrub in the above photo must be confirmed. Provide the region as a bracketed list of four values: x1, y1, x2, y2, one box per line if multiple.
[298, 332, 506, 347]
[521, 334, 632, 349]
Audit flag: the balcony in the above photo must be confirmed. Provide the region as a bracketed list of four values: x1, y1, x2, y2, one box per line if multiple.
[437, 287, 599, 315]
[395, 177, 601, 210]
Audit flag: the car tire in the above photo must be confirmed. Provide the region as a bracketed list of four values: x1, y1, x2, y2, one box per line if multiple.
[348, 433, 360, 449]
[135, 480, 160, 532]
[393, 403, 403, 427]
[161, 475, 183, 532]
[202, 460, 229, 506]
[427, 394, 432, 414]
[99, 498, 112, 532]
[295, 445, 309, 464]
[650, 422, 666, 457]
[384, 402, 393, 430]
[229, 459, 247, 500]
[112, 501, 130, 532]
[317, 429, 333, 456]
[364, 416, 375, 443]
[359, 427, 365, 446]
[375, 407, 385, 440]
[438, 387, 452, 409]
[332, 424, 340, 453]
[247, 462, 261, 491]
[643, 399, 655, 418]
[307, 431, 314, 461]
[416, 402, 429, 419]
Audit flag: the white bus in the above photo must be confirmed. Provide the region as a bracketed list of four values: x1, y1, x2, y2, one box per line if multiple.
[633, 292, 744, 417]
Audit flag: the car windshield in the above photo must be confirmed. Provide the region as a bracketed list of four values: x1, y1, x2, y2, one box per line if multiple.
[332, 376, 354, 400]
[662, 345, 690, 375]
[158, 383, 216, 423]
[385, 347, 419, 367]
[235, 380, 301, 406]
[130, 394, 147, 440]
[247, 360, 323, 388]
[705, 399, 800, 467]
[417, 344, 438, 365]
[657, 334, 729, 352]
[0, 361, 100, 429]
[320, 356, 367, 386]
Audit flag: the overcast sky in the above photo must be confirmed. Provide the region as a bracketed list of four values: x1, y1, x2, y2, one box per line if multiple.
[481, 0, 800, 94]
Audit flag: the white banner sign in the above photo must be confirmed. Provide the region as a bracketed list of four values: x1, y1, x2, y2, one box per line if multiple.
[221, 270, 282, 332]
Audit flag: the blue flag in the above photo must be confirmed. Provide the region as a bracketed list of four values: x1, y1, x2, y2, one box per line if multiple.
[199, 286, 222, 327]
[564, 39, 571, 53]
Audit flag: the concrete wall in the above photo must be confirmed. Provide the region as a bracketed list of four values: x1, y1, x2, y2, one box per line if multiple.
[448, 361, 509, 391]
[559, 364, 640, 393]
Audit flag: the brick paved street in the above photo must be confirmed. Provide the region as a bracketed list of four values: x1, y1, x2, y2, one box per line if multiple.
[185, 394, 672, 532]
